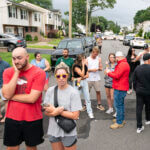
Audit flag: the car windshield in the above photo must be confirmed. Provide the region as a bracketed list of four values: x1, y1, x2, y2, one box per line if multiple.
[135, 38, 144, 41]
[85, 37, 92, 43]
[125, 36, 134, 40]
[67, 40, 82, 49]
[57, 41, 67, 49]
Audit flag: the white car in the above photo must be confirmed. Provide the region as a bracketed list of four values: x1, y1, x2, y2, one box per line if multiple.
[130, 37, 146, 48]
[116, 35, 124, 41]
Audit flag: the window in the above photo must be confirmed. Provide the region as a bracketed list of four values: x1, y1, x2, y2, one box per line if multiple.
[31, 27, 37, 32]
[25, 27, 29, 32]
[20, 9, 28, 20]
[8, 6, 12, 18]
[8, 6, 17, 18]
[49, 13, 52, 19]
[34, 13, 37, 21]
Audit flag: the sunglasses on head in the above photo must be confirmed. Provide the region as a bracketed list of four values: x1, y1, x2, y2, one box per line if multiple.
[55, 74, 68, 79]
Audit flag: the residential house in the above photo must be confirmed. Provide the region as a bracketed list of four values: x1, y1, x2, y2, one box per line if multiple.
[0, 0, 43, 39]
[136, 21, 150, 36]
[20, 1, 62, 36]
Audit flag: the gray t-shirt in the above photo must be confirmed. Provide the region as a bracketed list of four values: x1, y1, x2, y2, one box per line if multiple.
[44, 85, 82, 137]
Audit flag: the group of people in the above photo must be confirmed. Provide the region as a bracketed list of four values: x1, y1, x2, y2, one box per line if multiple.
[0, 41, 150, 150]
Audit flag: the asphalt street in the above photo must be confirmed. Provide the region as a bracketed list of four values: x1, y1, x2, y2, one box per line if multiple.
[0, 40, 150, 150]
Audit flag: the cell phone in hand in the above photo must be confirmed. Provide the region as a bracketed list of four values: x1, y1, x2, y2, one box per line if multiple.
[41, 103, 50, 107]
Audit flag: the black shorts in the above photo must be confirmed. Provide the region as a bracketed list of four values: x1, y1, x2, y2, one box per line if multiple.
[105, 85, 112, 89]
[3, 118, 44, 147]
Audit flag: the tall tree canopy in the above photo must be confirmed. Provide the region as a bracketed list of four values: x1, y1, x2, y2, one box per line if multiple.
[13, 0, 53, 10]
[134, 7, 150, 25]
[65, 0, 116, 29]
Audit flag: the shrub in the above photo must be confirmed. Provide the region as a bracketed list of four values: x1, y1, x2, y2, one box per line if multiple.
[47, 30, 58, 38]
[34, 36, 38, 41]
[25, 34, 32, 41]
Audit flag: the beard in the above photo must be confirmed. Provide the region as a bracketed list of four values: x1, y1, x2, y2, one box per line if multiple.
[15, 59, 28, 70]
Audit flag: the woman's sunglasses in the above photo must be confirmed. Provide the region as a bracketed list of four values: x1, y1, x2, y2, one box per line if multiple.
[55, 74, 68, 79]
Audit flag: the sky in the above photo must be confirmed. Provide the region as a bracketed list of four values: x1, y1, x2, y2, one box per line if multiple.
[53, 0, 150, 27]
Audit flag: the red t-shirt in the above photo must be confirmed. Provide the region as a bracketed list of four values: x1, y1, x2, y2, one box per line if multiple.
[3, 65, 46, 121]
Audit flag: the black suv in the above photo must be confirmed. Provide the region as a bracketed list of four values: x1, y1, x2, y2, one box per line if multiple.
[51, 38, 90, 70]
[0, 33, 26, 52]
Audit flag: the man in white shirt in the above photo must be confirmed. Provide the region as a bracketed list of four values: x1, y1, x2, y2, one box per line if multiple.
[86, 47, 105, 111]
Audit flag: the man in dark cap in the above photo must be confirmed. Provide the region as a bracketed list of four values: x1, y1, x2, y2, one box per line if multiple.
[133, 53, 150, 133]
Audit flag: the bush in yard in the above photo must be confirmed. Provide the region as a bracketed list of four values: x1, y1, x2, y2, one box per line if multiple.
[34, 36, 38, 41]
[25, 34, 32, 41]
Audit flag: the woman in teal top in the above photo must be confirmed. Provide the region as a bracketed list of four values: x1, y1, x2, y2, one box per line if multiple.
[31, 52, 50, 91]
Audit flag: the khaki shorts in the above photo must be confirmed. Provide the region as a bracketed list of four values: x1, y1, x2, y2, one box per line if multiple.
[88, 80, 100, 92]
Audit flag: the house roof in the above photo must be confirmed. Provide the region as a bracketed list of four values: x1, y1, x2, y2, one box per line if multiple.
[7, 0, 39, 12]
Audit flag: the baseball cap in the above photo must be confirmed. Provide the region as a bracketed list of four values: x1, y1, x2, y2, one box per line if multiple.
[115, 51, 124, 57]
[143, 53, 150, 61]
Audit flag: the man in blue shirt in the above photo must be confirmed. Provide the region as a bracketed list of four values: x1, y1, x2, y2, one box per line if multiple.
[0, 56, 10, 122]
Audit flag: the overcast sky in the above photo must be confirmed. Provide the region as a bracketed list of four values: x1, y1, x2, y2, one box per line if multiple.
[53, 0, 150, 27]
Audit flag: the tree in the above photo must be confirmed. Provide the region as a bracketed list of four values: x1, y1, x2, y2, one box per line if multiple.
[134, 7, 150, 25]
[65, 0, 116, 30]
[12, 0, 53, 10]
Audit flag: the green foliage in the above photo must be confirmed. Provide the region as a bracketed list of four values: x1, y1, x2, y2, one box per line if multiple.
[144, 32, 150, 39]
[34, 36, 38, 41]
[65, 0, 116, 30]
[137, 28, 143, 37]
[134, 7, 150, 25]
[25, 34, 32, 41]
[13, 0, 53, 10]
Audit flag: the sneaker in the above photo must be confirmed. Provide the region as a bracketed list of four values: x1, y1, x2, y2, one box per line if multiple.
[112, 119, 126, 125]
[145, 121, 150, 125]
[113, 112, 117, 118]
[106, 108, 113, 114]
[137, 126, 144, 133]
[97, 104, 105, 111]
[88, 113, 94, 119]
[110, 123, 124, 129]
[80, 105, 86, 112]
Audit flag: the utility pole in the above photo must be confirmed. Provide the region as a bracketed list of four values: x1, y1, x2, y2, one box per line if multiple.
[69, 0, 72, 38]
[86, 0, 89, 37]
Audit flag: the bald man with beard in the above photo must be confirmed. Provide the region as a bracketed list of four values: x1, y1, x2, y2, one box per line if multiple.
[2, 48, 46, 150]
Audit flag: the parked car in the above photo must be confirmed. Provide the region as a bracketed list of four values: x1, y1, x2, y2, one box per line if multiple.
[102, 34, 116, 40]
[85, 37, 96, 51]
[130, 37, 146, 48]
[123, 35, 134, 46]
[51, 38, 90, 70]
[0, 33, 26, 52]
[116, 35, 124, 41]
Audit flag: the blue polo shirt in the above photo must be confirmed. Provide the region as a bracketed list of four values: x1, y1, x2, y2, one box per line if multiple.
[0, 60, 10, 88]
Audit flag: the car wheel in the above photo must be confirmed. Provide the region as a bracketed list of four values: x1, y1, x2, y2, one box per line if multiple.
[8, 44, 15, 52]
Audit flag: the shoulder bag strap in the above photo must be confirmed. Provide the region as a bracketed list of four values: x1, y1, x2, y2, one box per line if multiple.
[54, 86, 58, 107]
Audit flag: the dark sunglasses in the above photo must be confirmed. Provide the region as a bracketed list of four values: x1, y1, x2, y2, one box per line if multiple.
[55, 74, 68, 79]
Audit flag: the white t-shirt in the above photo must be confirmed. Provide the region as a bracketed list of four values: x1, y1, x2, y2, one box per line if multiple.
[87, 56, 101, 81]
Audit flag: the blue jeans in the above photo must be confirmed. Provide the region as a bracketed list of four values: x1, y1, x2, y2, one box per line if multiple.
[73, 79, 93, 114]
[114, 89, 127, 124]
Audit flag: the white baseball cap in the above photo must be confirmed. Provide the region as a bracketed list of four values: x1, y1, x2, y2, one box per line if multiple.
[115, 51, 124, 57]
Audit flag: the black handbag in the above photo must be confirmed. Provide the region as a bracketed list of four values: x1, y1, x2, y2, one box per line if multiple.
[54, 86, 76, 133]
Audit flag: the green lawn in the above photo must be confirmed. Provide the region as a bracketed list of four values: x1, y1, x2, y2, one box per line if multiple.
[0, 52, 51, 66]
[48, 38, 62, 46]
[27, 45, 53, 49]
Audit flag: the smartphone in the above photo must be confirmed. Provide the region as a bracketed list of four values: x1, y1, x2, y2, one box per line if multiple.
[41, 103, 50, 107]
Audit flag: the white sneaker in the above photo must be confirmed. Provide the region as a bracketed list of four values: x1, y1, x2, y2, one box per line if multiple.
[137, 126, 144, 133]
[88, 113, 94, 119]
[113, 112, 117, 118]
[106, 108, 113, 114]
[145, 121, 150, 125]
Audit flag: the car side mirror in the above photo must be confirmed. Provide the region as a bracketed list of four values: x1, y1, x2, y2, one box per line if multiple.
[53, 46, 56, 49]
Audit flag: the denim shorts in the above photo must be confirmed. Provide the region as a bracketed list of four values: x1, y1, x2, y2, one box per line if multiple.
[49, 135, 77, 147]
